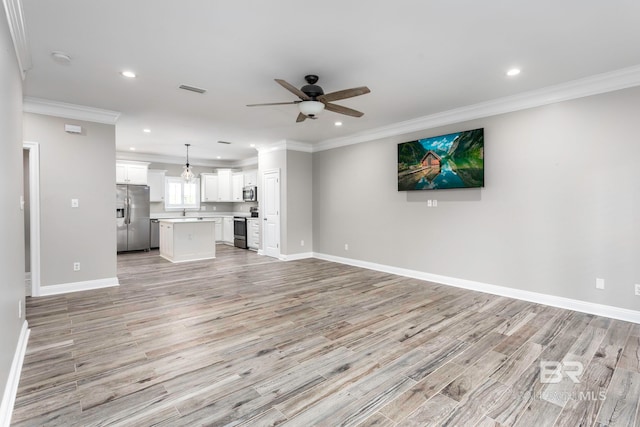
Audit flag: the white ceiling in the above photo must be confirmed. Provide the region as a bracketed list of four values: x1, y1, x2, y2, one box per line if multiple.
[21, 0, 640, 163]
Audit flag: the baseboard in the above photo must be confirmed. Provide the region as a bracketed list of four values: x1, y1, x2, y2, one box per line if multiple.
[0, 320, 29, 427]
[279, 252, 314, 261]
[313, 253, 640, 325]
[38, 277, 119, 297]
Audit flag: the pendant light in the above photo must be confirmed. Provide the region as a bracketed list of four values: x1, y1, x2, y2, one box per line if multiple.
[181, 143, 195, 183]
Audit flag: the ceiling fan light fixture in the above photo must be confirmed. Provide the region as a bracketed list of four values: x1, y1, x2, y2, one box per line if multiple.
[298, 101, 325, 117]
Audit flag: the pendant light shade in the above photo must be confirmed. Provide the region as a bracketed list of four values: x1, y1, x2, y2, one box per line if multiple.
[181, 144, 194, 183]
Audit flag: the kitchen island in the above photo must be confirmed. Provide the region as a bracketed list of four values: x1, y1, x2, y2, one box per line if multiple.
[159, 218, 216, 263]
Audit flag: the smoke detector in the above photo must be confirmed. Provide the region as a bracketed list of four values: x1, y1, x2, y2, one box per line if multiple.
[51, 51, 71, 64]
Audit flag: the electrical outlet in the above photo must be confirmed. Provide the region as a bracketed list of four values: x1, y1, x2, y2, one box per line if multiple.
[71, 198, 79, 208]
[635, 284, 640, 296]
[300, 240, 304, 247]
[427, 200, 432, 207]
[433, 199, 438, 207]
[344, 243, 349, 251]
[596, 278, 605, 290]
[73, 262, 80, 271]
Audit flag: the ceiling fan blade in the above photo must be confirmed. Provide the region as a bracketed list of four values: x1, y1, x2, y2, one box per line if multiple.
[318, 86, 370, 103]
[246, 101, 300, 107]
[324, 102, 365, 118]
[296, 113, 307, 122]
[275, 79, 310, 101]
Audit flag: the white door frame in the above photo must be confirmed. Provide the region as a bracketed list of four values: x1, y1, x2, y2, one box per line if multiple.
[23, 142, 41, 297]
[262, 168, 280, 259]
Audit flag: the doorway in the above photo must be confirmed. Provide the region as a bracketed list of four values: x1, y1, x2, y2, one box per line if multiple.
[23, 142, 41, 297]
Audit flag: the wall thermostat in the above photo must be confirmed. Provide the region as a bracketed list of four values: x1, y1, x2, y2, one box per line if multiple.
[64, 124, 82, 134]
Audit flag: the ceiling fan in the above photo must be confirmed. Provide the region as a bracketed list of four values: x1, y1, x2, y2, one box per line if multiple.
[247, 75, 370, 122]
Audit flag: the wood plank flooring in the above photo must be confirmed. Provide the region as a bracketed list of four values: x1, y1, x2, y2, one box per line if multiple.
[12, 246, 640, 426]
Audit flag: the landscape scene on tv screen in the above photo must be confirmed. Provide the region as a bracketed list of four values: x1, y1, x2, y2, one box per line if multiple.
[397, 128, 484, 191]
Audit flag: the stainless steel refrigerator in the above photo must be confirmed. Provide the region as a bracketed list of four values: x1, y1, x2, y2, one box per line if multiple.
[116, 184, 150, 252]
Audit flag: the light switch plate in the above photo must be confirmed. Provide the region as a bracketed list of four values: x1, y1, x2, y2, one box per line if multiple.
[71, 199, 79, 208]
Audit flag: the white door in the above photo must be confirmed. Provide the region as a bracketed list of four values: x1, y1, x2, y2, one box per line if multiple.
[262, 169, 280, 258]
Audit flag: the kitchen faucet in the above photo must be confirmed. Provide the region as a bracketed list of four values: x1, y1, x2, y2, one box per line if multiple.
[182, 208, 186, 217]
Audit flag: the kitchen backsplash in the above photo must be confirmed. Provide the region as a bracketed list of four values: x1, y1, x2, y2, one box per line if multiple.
[150, 201, 258, 215]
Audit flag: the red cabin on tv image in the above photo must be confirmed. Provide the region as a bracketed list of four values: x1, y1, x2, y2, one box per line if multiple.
[420, 150, 441, 167]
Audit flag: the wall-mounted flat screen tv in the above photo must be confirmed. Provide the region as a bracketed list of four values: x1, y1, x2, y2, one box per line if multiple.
[398, 128, 484, 191]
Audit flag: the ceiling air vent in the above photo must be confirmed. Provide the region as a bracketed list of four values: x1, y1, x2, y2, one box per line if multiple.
[217, 141, 232, 145]
[179, 84, 207, 94]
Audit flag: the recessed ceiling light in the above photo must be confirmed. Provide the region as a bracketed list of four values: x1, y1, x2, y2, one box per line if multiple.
[129, 147, 136, 151]
[121, 70, 136, 78]
[143, 128, 151, 133]
[249, 144, 255, 147]
[506, 68, 521, 77]
[334, 121, 343, 126]
[216, 156, 221, 159]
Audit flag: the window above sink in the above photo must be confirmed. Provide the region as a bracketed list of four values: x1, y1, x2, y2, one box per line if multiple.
[164, 177, 200, 210]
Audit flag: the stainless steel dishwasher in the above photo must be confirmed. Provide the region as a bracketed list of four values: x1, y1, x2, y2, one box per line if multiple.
[150, 219, 160, 249]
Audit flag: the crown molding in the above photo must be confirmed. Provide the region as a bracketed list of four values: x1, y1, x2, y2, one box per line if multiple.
[233, 156, 259, 168]
[3, 0, 31, 79]
[314, 64, 640, 153]
[257, 139, 313, 154]
[23, 97, 121, 125]
[116, 151, 258, 169]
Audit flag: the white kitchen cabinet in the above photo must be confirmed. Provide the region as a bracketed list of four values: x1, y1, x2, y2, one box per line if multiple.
[148, 170, 166, 202]
[159, 219, 216, 263]
[116, 161, 149, 185]
[201, 173, 219, 202]
[213, 218, 223, 242]
[247, 218, 259, 250]
[217, 169, 232, 201]
[243, 169, 258, 187]
[159, 222, 174, 258]
[222, 216, 234, 244]
[232, 172, 244, 201]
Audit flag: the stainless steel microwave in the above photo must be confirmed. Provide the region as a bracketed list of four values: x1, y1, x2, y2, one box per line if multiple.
[243, 186, 257, 202]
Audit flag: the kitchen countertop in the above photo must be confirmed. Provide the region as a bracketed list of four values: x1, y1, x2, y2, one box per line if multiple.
[151, 212, 254, 220]
[158, 218, 218, 223]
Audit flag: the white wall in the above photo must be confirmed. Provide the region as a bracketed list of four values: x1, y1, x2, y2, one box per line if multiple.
[0, 4, 26, 416]
[23, 113, 117, 288]
[313, 87, 640, 311]
[286, 150, 313, 255]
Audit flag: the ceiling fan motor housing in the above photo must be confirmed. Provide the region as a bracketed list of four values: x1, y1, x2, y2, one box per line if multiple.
[302, 74, 324, 99]
[301, 84, 324, 99]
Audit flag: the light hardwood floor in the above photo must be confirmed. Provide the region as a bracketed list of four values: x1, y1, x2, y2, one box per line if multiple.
[12, 246, 640, 426]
